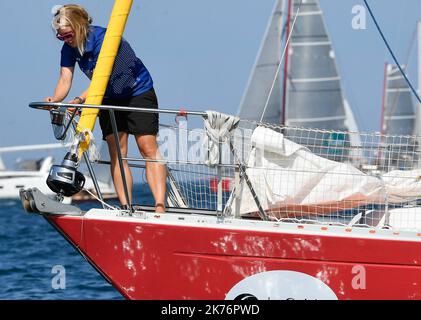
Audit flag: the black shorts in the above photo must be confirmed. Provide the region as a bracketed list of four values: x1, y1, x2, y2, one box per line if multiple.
[99, 89, 159, 141]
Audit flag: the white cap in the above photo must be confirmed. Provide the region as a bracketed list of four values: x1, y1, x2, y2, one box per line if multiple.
[51, 4, 63, 16]
[51, 5, 64, 30]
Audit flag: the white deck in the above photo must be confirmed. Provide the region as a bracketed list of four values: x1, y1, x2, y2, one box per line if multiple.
[72, 208, 421, 243]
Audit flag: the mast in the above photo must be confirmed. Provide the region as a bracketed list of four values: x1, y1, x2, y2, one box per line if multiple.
[281, 0, 292, 126]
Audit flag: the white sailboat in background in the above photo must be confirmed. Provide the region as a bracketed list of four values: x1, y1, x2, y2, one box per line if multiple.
[381, 63, 416, 137]
[238, 0, 360, 160]
[238, 0, 284, 124]
[0, 143, 72, 203]
[379, 63, 417, 170]
[0, 142, 116, 202]
[378, 20, 421, 170]
[414, 21, 421, 138]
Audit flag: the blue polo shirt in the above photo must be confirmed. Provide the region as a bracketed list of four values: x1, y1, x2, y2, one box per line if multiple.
[60, 26, 153, 99]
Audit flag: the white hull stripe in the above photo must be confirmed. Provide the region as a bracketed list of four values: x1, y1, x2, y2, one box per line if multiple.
[78, 210, 421, 243]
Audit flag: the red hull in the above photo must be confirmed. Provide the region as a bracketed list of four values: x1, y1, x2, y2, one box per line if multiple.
[47, 213, 421, 300]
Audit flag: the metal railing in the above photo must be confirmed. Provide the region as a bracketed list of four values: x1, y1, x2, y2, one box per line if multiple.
[29, 102, 247, 218]
[29, 101, 421, 233]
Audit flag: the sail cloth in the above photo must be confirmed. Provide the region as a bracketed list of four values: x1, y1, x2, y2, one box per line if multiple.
[286, 0, 349, 131]
[204, 111, 240, 166]
[238, 0, 284, 123]
[238, 0, 359, 134]
[382, 64, 416, 136]
[234, 126, 421, 219]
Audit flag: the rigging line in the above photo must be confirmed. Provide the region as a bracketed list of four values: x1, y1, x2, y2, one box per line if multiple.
[364, 0, 421, 105]
[82, 187, 118, 210]
[260, 0, 303, 123]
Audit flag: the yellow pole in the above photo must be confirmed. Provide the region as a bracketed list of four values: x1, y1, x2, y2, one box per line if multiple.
[76, 0, 133, 158]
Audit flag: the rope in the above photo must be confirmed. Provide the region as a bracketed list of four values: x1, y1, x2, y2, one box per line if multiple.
[81, 187, 119, 210]
[260, 0, 303, 122]
[204, 111, 240, 166]
[364, 0, 421, 105]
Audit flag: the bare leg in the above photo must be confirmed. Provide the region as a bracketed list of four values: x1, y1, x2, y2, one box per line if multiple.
[106, 132, 133, 206]
[135, 134, 167, 213]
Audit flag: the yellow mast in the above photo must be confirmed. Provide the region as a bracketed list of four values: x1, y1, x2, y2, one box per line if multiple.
[75, 0, 133, 158]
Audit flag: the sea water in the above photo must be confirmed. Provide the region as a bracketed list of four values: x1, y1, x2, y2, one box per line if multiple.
[0, 184, 154, 300]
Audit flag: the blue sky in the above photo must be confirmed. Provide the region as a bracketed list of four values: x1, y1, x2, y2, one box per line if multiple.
[1, 0, 421, 150]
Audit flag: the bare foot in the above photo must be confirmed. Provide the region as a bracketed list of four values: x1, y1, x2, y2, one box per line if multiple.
[155, 203, 166, 213]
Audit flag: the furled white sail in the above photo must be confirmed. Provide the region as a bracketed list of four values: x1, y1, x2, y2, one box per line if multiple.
[235, 126, 421, 219]
[238, 0, 284, 123]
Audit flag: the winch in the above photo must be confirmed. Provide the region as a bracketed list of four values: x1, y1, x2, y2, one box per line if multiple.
[46, 106, 86, 198]
[46, 151, 85, 197]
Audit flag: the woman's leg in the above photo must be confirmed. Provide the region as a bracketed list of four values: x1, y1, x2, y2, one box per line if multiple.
[106, 132, 133, 206]
[135, 134, 167, 213]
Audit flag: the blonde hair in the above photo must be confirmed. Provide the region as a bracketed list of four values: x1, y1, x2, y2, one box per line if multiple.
[52, 4, 93, 55]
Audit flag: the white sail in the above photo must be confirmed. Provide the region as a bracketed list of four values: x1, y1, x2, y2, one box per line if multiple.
[238, 0, 284, 123]
[285, 0, 351, 132]
[382, 64, 415, 136]
[379, 63, 417, 170]
[238, 0, 359, 141]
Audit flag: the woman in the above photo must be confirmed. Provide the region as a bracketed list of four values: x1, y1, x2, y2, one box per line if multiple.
[44, 4, 166, 213]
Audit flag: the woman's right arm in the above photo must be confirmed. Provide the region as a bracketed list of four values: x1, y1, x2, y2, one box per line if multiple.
[44, 66, 75, 102]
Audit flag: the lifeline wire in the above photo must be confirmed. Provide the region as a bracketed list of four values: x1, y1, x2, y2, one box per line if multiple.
[260, 0, 303, 123]
[364, 0, 421, 105]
